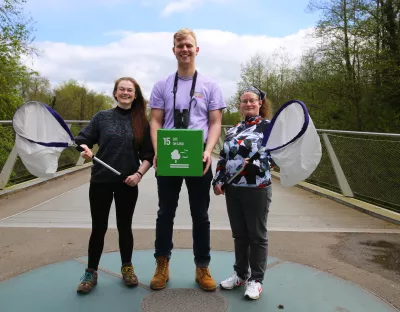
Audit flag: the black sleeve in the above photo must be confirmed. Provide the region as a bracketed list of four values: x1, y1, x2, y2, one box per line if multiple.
[137, 122, 154, 165]
[74, 114, 99, 149]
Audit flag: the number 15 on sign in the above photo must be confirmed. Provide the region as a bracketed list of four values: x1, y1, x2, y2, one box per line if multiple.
[164, 137, 170, 145]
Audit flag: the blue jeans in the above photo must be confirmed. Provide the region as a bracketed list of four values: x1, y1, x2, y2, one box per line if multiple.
[154, 166, 213, 267]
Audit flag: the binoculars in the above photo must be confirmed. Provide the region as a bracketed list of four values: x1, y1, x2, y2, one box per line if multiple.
[174, 109, 190, 129]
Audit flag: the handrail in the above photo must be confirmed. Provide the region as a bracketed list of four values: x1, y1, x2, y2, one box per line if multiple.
[3, 120, 399, 137]
[0, 120, 90, 125]
[317, 129, 400, 138]
[217, 124, 400, 211]
[0, 120, 91, 190]
[220, 125, 400, 138]
[1, 120, 400, 212]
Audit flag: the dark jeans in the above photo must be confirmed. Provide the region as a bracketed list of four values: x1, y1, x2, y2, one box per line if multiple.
[154, 165, 213, 267]
[87, 182, 138, 270]
[225, 184, 272, 283]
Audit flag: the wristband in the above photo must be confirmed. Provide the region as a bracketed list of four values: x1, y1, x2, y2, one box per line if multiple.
[135, 171, 143, 178]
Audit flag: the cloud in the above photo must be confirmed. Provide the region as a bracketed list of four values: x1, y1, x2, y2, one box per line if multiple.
[162, 0, 203, 16]
[161, 0, 228, 16]
[25, 0, 133, 13]
[23, 28, 318, 102]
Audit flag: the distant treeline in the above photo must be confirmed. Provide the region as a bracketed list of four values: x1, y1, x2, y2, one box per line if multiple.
[224, 0, 400, 133]
[2, 0, 400, 127]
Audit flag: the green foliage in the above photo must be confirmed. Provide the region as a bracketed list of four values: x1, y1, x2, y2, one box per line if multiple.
[231, 0, 400, 133]
[0, 0, 36, 119]
[227, 0, 400, 211]
[1, 0, 400, 207]
[0, 1, 116, 185]
[52, 80, 114, 120]
[220, 96, 240, 125]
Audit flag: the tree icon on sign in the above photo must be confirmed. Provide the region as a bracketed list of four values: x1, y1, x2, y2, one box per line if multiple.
[171, 150, 181, 163]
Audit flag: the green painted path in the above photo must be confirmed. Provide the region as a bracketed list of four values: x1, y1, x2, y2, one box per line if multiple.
[0, 249, 398, 312]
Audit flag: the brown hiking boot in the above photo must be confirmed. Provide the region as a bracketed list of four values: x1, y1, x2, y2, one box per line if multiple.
[77, 269, 98, 294]
[195, 267, 216, 292]
[121, 263, 138, 287]
[150, 256, 169, 290]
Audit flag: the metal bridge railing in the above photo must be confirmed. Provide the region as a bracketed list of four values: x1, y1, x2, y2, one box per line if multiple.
[214, 126, 400, 213]
[1, 121, 399, 213]
[0, 121, 90, 189]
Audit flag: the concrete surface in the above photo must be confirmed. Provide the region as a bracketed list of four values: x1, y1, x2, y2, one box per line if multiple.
[0, 250, 398, 312]
[1, 167, 399, 232]
[0, 166, 400, 310]
[271, 171, 400, 224]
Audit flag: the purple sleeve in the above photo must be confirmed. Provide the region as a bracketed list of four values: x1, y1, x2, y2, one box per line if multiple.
[148, 81, 165, 109]
[208, 82, 226, 111]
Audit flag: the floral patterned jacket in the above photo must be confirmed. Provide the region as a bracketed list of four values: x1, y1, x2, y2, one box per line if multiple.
[212, 116, 273, 188]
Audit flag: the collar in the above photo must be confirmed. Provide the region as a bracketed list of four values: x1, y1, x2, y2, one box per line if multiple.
[244, 115, 262, 125]
[178, 75, 193, 81]
[115, 105, 132, 115]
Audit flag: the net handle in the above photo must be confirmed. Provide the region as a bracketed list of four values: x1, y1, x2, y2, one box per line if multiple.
[75, 145, 127, 180]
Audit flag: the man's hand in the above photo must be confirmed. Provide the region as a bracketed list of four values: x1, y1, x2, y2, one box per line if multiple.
[203, 150, 211, 175]
[213, 184, 225, 195]
[203, 109, 222, 174]
[153, 155, 157, 170]
[79, 144, 93, 160]
[150, 108, 163, 171]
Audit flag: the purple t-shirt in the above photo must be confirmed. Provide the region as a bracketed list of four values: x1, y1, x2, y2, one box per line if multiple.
[148, 72, 226, 142]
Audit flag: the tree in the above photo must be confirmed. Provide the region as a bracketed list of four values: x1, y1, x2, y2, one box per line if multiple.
[0, 0, 36, 119]
[221, 97, 241, 125]
[19, 74, 53, 103]
[307, 0, 367, 130]
[232, 0, 400, 132]
[53, 80, 113, 120]
[234, 48, 300, 117]
[306, 0, 400, 131]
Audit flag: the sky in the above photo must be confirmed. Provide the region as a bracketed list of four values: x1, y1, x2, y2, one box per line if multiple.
[22, 0, 322, 101]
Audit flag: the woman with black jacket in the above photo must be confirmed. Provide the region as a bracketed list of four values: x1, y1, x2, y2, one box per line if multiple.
[75, 77, 154, 294]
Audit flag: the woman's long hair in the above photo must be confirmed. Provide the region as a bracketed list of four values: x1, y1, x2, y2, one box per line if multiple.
[260, 97, 273, 120]
[113, 77, 148, 147]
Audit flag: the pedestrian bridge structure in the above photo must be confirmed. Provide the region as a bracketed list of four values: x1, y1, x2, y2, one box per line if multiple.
[0, 121, 399, 312]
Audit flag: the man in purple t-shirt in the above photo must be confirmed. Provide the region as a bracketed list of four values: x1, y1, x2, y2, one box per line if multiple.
[149, 28, 226, 292]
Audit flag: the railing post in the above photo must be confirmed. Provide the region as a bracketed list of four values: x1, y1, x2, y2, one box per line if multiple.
[75, 154, 86, 166]
[0, 144, 18, 190]
[216, 134, 224, 154]
[0, 120, 92, 190]
[68, 123, 86, 166]
[213, 126, 228, 155]
[322, 133, 354, 197]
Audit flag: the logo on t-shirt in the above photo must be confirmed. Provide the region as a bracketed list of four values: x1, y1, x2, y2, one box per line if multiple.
[193, 92, 204, 99]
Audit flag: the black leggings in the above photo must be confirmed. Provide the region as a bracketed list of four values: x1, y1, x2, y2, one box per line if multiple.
[87, 182, 138, 270]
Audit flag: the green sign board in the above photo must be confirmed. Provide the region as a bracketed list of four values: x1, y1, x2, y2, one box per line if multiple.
[157, 129, 204, 176]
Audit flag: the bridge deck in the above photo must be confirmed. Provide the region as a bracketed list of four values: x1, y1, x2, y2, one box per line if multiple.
[1, 165, 399, 232]
[0, 164, 399, 312]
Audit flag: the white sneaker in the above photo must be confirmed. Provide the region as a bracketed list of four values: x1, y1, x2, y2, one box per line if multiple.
[220, 272, 247, 289]
[244, 280, 262, 299]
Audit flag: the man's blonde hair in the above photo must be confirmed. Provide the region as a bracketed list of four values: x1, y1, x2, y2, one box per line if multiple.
[173, 28, 197, 46]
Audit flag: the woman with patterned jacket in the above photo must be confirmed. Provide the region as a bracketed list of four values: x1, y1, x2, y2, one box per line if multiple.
[212, 86, 273, 300]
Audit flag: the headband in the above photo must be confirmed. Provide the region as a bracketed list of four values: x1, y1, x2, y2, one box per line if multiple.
[240, 86, 267, 101]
